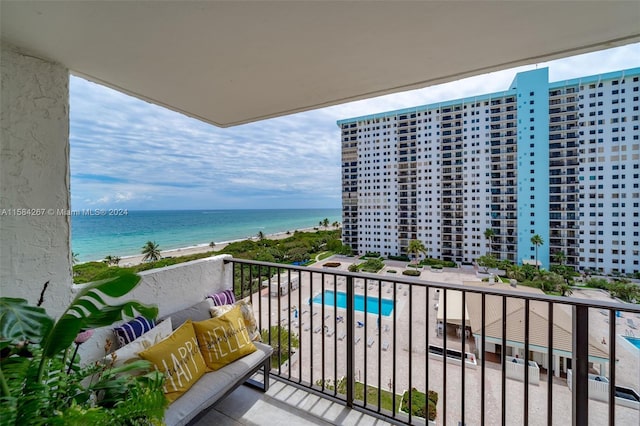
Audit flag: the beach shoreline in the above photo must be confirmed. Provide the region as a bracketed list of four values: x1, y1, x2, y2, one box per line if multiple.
[109, 226, 336, 267]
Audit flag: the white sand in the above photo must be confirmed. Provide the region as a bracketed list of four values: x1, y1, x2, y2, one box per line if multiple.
[117, 226, 337, 267]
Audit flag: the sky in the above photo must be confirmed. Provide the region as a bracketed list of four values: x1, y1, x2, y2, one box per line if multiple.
[69, 43, 640, 211]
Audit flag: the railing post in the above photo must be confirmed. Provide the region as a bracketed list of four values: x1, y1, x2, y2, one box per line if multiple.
[572, 305, 589, 426]
[346, 275, 354, 407]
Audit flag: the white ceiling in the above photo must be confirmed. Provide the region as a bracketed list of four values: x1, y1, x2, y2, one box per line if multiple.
[2, 1, 639, 127]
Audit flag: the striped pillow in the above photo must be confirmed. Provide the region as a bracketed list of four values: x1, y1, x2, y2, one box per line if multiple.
[114, 316, 156, 347]
[207, 289, 236, 306]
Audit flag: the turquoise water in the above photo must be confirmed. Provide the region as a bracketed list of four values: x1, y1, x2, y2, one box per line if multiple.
[623, 336, 640, 350]
[312, 290, 394, 317]
[72, 208, 341, 262]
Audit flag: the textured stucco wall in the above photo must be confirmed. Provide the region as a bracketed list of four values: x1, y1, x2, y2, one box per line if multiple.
[77, 255, 233, 362]
[0, 43, 73, 315]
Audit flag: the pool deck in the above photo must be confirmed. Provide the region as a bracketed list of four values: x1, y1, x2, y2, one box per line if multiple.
[253, 258, 639, 425]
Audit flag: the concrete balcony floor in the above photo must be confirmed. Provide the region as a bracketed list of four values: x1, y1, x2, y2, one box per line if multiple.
[194, 378, 392, 426]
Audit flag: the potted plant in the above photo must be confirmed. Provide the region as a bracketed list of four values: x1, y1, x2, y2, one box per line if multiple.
[0, 272, 167, 425]
[399, 388, 438, 425]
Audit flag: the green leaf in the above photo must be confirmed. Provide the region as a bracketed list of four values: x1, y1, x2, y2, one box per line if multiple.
[0, 396, 18, 426]
[74, 271, 140, 299]
[0, 298, 53, 345]
[42, 272, 157, 358]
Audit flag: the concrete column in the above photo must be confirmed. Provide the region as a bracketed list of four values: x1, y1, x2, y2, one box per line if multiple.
[0, 43, 73, 317]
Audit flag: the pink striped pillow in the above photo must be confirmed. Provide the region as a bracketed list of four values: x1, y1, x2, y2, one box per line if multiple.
[207, 289, 236, 306]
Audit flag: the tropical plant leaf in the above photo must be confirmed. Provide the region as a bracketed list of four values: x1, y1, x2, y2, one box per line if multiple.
[76, 271, 141, 298]
[0, 298, 53, 345]
[42, 272, 157, 358]
[0, 396, 18, 426]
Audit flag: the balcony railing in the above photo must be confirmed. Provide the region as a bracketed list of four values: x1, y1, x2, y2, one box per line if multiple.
[225, 258, 640, 426]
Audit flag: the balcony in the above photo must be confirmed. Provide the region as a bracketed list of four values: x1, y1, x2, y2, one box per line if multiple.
[98, 256, 640, 425]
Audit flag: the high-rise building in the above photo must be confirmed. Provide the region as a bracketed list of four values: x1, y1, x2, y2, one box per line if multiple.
[338, 67, 640, 274]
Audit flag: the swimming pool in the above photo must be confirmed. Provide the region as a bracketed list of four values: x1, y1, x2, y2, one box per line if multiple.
[623, 335, 640, 351]
[312, 290, 394, 317]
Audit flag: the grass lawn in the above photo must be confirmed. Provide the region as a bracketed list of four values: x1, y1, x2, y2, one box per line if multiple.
[317, 251, 334, 261]
[354, 382, 402, 412]
[324, 380, 401, 412]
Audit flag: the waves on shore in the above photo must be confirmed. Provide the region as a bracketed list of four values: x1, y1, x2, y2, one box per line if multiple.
[72, 208, 341, 262]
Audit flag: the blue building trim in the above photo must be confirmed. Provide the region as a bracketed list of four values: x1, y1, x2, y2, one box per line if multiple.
[513, 68, 550, 269]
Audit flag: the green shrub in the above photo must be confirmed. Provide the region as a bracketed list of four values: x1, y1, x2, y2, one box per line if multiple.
[586, 277, 610, 290]
[419, 257, 457, 268]
[388, 255, 410, 262]
[387, 269, 397, 274]
[403, 269, 421, 277]
[261, 325, 299, 368]
[361, 258, 385, 273]
[400, 389, 437, 421]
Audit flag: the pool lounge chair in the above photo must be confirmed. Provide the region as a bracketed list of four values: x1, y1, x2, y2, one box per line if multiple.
[628, 318, 638, 329]
[382, 341, 390, 351]
[313, 326, 322, 334]
[326, 328, 335, 337]
[355, 336, 361, 344]
[367, 337, 375, 347]
[338, 332, 346, 341]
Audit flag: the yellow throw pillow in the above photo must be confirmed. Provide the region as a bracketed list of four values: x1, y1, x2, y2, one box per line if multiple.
[138, 320, 208, 403]
[210, 300, 261, 342]
[194, 306, 257, 370]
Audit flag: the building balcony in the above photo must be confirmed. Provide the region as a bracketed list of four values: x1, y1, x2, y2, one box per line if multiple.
[79, 256, 640, 425]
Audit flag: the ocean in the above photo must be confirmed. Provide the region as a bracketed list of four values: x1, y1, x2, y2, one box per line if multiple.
[71, 208, 341, 262]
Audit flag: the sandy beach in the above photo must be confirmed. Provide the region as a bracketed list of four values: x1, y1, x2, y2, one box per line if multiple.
[117, 226, 336, 267]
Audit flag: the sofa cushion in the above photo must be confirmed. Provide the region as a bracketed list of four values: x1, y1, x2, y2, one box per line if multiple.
[193, 307, 257, 370]
[207, 289, 236, 306]
[113, 316, 156, 347]
[169, 299, 214, 330]
[210, 300, 261, 342]
[139, 320, 208, 403]
[164, 342, 272, 426]
[106, 318, 173, 368]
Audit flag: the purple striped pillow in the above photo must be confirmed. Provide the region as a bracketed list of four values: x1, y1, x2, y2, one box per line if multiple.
[207, 289, 236, 306]
[113, 316, 156, 347]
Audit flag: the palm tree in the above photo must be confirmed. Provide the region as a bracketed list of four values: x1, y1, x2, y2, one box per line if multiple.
[141, 241, 161, 262]
[71, 251, 79, 265]
[104, 255, 119, 266]
[407, 239, 427, 264]
[530, 234, 544, 270]
[257, 231, 265, 241]
[322, 218, 330, 228]
[332, 221, 340, 228]
[209, 241, 216, 249]
[553, 250, 566, 265]
[484, 228, 495, 255]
